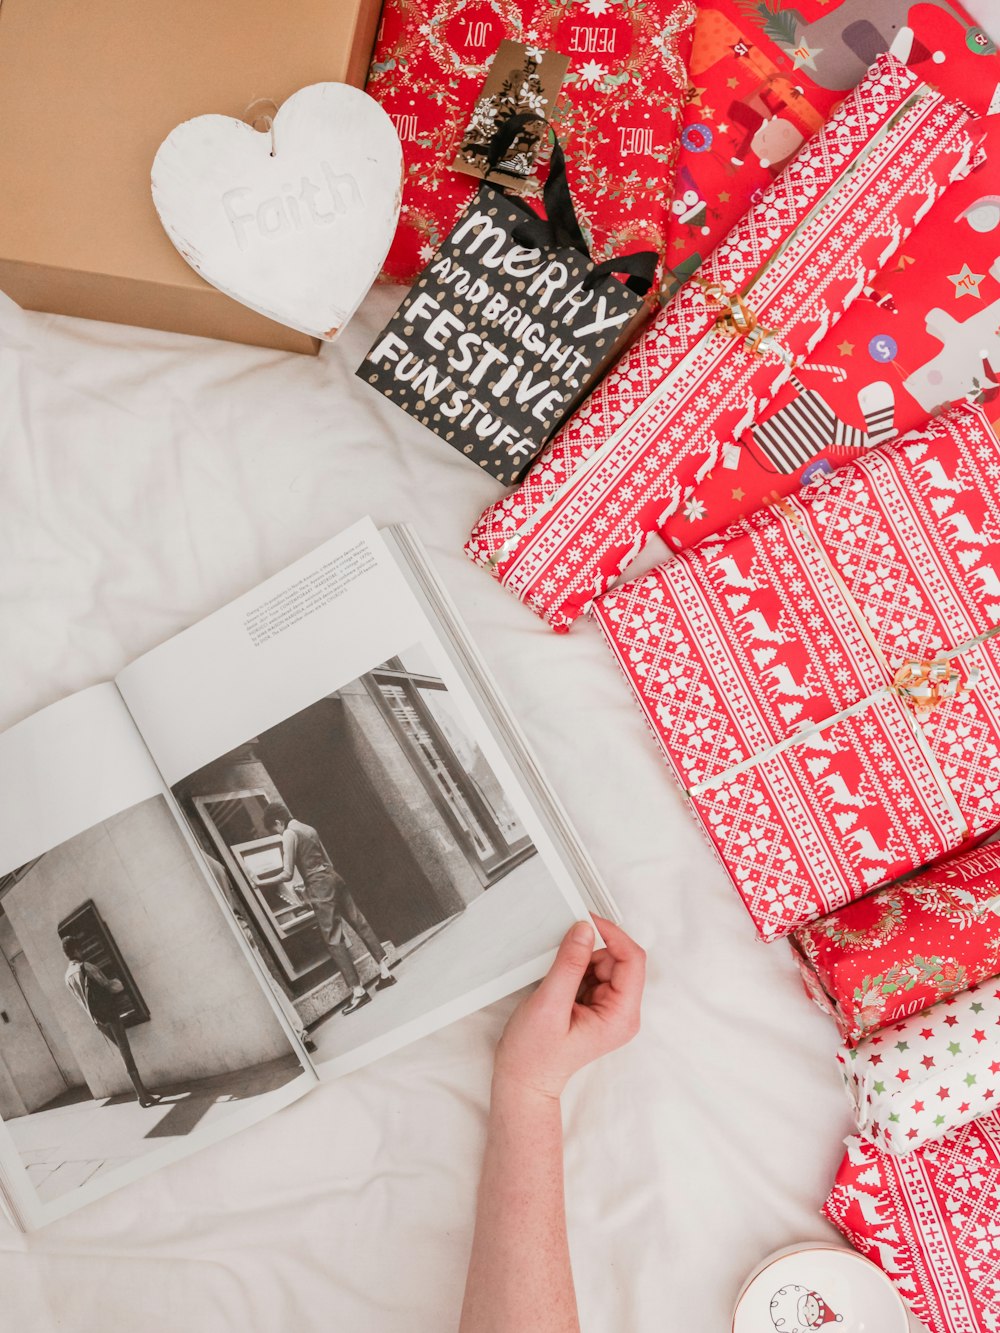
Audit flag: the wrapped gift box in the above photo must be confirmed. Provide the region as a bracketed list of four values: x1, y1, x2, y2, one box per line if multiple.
[0, 0, 381, 352]
[838, 980, 1000, 1157]
[367, 0, 697, 285]
[649, 0, 1000, 548]
[662, 0, 1000, 300]
[825, 1117, 1000, 1333]
[592, 404, 1000, 941]
[465, 55, 980, 632]
[792, 843, 1000, 1044]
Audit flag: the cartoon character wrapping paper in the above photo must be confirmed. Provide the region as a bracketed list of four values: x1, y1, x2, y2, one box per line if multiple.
[367, 0, 698, 285]
[656, 0, 1000, 550]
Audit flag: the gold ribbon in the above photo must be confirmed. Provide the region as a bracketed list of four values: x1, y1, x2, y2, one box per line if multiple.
[685, 499, 1000, 820]
[694, 278, 796, 366]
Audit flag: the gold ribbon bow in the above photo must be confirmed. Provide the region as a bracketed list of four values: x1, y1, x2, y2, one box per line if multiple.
[685, 498, 1000, 828]
[694, 278, 795, 365]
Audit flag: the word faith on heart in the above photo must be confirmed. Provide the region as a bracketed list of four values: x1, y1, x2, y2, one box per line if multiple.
[222, 163, 363, 251]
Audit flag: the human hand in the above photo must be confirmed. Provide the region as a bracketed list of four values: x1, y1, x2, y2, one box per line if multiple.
[493, 915, 645, 1103]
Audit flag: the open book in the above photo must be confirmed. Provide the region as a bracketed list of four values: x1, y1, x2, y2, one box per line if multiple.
[0, 519, 613, 1230]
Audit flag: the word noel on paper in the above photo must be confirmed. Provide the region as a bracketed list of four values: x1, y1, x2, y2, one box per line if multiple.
[359, 191, 643, 484]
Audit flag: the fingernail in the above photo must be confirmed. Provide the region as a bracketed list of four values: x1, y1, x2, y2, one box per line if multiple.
[571, 921, 593, 945]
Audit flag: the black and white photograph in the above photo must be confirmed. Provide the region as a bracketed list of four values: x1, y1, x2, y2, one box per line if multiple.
[171, 644, 576, 1067]
[0, 795, 309, 1205]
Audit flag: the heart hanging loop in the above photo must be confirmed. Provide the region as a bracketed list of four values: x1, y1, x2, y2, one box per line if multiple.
[243, 97, 279, 157]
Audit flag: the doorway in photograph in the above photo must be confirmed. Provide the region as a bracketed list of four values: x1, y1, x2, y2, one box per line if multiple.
[174, 647, 537, 1027]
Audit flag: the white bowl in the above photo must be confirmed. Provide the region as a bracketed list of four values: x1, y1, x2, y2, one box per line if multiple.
[732, 1243, 909, 1333]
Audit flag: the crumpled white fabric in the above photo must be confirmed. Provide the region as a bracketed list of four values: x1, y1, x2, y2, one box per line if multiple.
[0, 282, 894, 1331]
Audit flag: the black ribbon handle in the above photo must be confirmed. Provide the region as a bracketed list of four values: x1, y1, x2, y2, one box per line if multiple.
[481, 112, 657, 297]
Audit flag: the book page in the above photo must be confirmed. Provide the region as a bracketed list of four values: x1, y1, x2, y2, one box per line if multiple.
[0, 684, 316, 1230]
[117, 519, 591, 1080]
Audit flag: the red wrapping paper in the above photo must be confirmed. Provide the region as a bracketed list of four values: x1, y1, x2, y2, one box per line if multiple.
[592, 403, 1000, 941]
[367, 0, 696, 285]
[465, 55, 980, 631]
[792, 843, 1000, 1045]
[651, 0, 1000, 549]
[824, 1118, 1000, 1333]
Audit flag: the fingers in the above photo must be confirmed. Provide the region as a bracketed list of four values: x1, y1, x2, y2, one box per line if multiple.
[589, 917, 645, 1029]
[536, 920, 595, 1012]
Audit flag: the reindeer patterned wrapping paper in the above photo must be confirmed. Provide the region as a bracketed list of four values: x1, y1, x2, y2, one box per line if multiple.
[837, 980, 1000, 1158]
[465, 55, 980, 632]
[591, 403, 1000, 941]
[825, 1117, 1000, 1333]
[792, 844, 1000, 1045]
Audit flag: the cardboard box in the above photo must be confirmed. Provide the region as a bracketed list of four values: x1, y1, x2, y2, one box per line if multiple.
[0, 0, 382, 354]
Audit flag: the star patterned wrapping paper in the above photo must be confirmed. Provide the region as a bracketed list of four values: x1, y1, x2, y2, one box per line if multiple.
[839, 980, 1000, 1157]
[465, 55, 980, 632]
[367, 0, 697, 285]
[825, 1115, 1000, 1333]
[592, 403, 1000, 941]
[792, 842, 1000, 1046]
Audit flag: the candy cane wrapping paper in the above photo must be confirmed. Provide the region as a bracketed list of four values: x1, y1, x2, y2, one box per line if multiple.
[465, 54, 980, 631]
[825, 1118, 1000, 1333]
[838, 980, 1000, 1157]
[591, 403, 1000, 941]
[792, 843, 1000, 1046]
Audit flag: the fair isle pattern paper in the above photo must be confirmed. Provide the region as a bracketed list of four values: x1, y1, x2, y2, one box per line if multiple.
[825, 1117, 1000, 1333]
[591, 405, 1000, 941]
[465, 55, 980, 632]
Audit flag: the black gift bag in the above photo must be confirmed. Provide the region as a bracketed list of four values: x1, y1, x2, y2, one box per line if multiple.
[358, 116, 657, 485]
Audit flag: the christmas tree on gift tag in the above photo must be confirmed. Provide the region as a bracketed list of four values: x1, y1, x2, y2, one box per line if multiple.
[151, 83, 402, 341]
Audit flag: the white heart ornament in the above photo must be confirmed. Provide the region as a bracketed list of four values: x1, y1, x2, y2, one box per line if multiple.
[152, 83, 402, 341]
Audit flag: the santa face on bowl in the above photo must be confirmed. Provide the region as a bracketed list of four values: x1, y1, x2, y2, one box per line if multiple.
[770, 1284, 843, 1332]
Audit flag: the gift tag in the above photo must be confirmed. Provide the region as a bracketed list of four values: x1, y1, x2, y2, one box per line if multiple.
[151, 83, 403, 341]
[452, 41, 569, 195]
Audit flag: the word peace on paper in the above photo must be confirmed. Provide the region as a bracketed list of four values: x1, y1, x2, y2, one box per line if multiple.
[358, 188, 643, 484]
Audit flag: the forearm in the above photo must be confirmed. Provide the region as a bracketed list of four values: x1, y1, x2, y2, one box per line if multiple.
[459, 1076, 579, 1333]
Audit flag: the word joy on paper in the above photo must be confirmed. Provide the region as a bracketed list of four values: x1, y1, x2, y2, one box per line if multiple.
[152, 83, 402, 341]
[359, 189, 643, 485]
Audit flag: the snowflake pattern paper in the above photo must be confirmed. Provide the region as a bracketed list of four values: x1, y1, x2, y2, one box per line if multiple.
[592, 404, 1000, 940]
[825, 1116, 1000, 1333]
[465, 56, 979, 632]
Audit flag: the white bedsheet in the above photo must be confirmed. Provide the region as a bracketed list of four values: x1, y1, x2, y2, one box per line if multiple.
[0, 282, 899, 1332]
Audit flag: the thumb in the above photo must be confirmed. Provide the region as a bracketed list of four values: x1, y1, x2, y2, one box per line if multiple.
[536, 921, 594, 1011]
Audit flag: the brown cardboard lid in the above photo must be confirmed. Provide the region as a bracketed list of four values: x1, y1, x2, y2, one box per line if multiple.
[0, 0, 380, 290]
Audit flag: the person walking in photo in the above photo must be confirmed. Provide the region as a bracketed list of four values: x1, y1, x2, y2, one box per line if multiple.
[255, 801, 397, 1016]
[61, 936, 161, 1109]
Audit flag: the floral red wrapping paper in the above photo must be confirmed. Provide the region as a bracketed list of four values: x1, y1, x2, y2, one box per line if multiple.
[465, 55, 979, 631]
[591, 403, 1000, 941]
[366, 0, 697, 285]
[792, 842, 1000, 1045]
[825, 1117, 1000, 1333]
